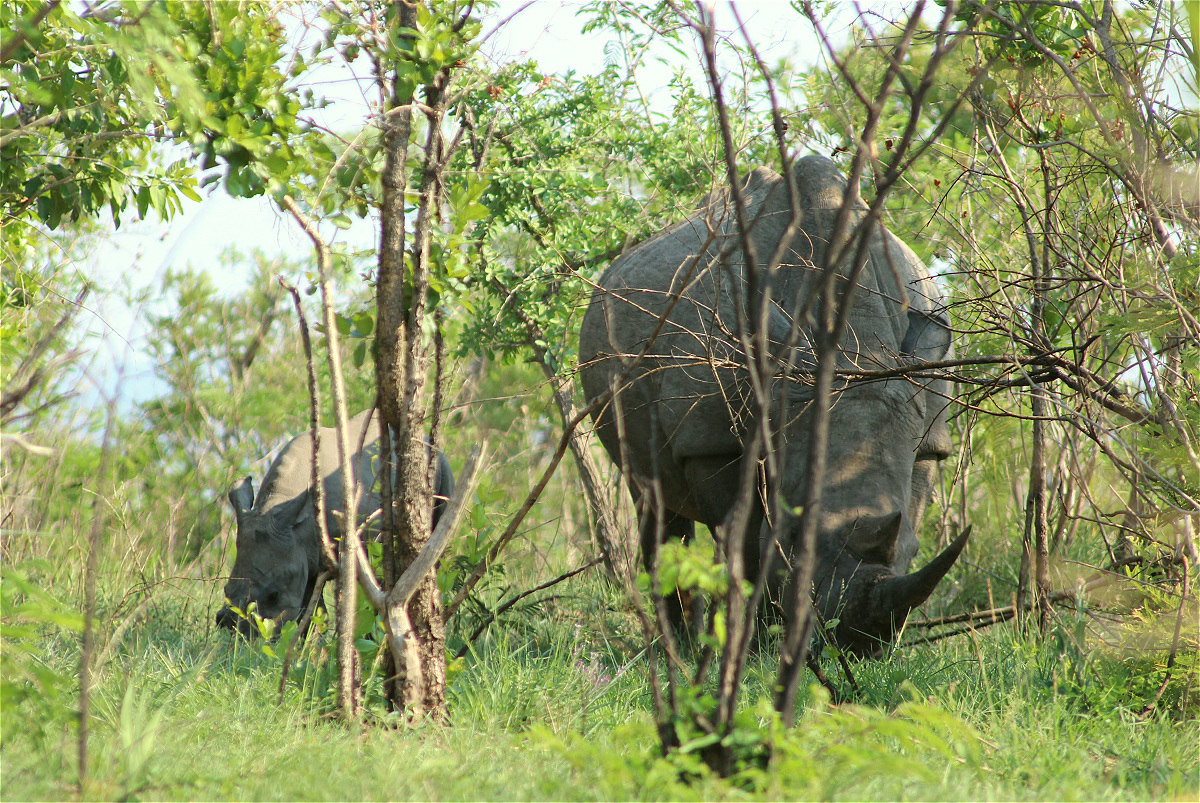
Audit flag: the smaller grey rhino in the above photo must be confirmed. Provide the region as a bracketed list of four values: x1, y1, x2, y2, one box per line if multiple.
[216, 409, 454, 636]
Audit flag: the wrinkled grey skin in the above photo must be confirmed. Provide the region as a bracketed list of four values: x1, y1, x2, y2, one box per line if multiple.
[216, 409, 454, 636]
[579, 156, 967, 656]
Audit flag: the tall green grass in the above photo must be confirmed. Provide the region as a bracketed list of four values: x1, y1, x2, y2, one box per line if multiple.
[2, 554, 1196, 802]
[2, 360, 1195, 800]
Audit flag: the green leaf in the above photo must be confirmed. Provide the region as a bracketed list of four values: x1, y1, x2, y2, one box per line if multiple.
[352, 311, 375, 335]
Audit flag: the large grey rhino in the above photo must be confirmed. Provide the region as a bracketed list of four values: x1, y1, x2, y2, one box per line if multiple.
[578, 155, 967, 656]
[216, 409, 454, 636]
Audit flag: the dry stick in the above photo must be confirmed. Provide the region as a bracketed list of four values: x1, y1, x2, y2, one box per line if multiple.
[281, 194, 363, 723]
[651, 1, 808, 746]
[772, 0, 935, 721]
[1140, 558, 1192, 719]
[902, 611, 1017, 647]
[607, 384, 679, 733]
[903, 575, 1119, 647]
[718, 4, 808, 731]
[77, 407, 115, 795]
[689, 4, 779, 746]
[277, 568, 334, 703]
[278, 278, 337, 570]
[805, 653, 844, 703]
[492, 272, 628, 583]
[445, 398, 603, 618]
[909, 605, 1022, 631]
[775, 2, 968, 716]
[793, 351, 1155, 428]
[455, 557, 604, 660]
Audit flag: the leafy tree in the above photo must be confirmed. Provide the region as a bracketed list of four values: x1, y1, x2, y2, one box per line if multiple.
[789, 0, 1197, 710]
[801, 0, 1197, 581]
[1, 0, 302, 239]
[2, 0, 307, 428]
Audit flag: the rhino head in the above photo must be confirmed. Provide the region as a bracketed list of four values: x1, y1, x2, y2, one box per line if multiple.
[769, 308, 965, 656]
[215, 476, 317, 638]
[811, 514, 970, 657]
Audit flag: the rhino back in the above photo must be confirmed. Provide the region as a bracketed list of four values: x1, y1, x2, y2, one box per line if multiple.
[581, 155, 948, 473]
[579, 168, 785, 455]
[254, 410, 381, 531]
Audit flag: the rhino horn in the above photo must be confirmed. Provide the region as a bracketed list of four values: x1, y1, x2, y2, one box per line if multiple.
[877, 526, 970, 616]
[229, 476, 254, 528]
[229, 476, 254, 512]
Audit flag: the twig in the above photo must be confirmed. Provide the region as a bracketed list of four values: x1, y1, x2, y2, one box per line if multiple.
[902, 573, 1124, 647]
[908, 604, 1021, 631]
[907, 570, 1122, 643]
[902, 612, 1017, 647]
[277, 278, 337, 571]
[806, 653, 846, 704]
[455, 557, 604, 659]
[445, 397, 605, 617]
[278, 568, 334, 703]
[281, 193, 362, 722]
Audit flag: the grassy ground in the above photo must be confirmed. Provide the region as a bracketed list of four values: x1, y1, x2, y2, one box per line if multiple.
[2, 567, 1196, 802]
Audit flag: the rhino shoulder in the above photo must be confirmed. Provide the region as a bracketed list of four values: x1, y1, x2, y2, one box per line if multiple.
[254, 428, 316, 513]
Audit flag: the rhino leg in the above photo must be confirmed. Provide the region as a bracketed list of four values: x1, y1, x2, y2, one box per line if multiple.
[680, 455, 769, 589]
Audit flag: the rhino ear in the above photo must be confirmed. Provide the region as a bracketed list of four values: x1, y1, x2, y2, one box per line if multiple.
[268, 491, 310, 537]
[845, 511, 903, 564]
[900, 309, 951, 361]
[228, 477, 255, 516]
[292, 498, 314, 525]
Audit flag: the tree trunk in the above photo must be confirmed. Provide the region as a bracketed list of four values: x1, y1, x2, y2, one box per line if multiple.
[1025, 389, 1051, 630]
[374, 0, 453, 717]
[1022, 154, 1051, 633]
[374, 0, 423, 714]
